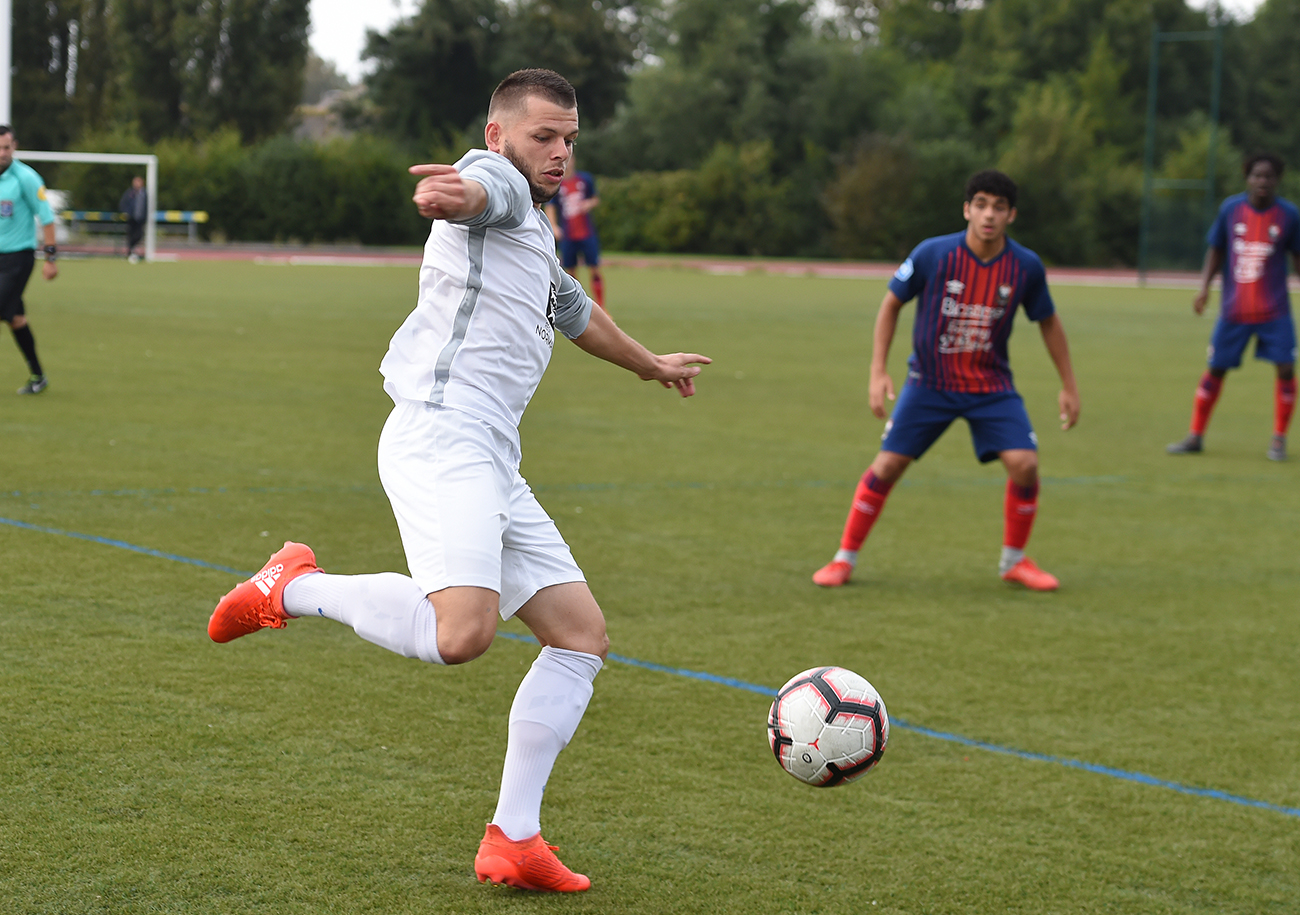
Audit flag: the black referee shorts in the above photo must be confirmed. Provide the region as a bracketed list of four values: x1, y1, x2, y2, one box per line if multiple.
[0, 248, 35, 323]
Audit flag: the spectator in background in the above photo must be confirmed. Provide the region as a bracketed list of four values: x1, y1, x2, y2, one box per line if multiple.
[120, 175, 147, 263]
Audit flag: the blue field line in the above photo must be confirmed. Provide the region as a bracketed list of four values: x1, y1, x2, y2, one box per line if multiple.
[5, 516, 1298, 822]
[0, 516, 253, 576]
[496, 631, 1300, 821]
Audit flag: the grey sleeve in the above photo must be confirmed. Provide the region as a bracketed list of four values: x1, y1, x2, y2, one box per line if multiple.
[554, 269, 594, 340]
[452, 150, 533, 230]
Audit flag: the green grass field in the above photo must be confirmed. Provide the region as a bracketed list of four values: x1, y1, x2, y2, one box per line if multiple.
[2, 259, 1297, 914]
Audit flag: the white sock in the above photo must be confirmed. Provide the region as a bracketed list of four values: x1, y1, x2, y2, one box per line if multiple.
[999, 546, 1025, 575]
[834, 549, 858, 566]
[283, 571, 443, 664]
[491, 646, 603, 841]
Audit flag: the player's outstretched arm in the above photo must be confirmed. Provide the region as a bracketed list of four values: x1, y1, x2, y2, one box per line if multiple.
[869, 292, 906, 419]
[1038, 313, 1080, 430]
[572, 302, 710, 397]
[409, 164, 487, 221]
[1193, 247, 1224, 315]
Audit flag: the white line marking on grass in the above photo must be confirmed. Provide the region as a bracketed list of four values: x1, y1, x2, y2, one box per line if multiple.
[253, 255, 419, 267]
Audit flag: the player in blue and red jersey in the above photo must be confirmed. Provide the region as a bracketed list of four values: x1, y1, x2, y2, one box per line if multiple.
[546, 161, 605, 308]
[812, 170, 1080, 591]
[1167, 153, 1300, 461]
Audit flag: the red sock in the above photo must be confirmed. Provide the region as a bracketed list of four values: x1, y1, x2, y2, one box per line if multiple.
[591, 271, 605, 309]
[1003, 479, 1039, 550]
[1190, 372, 1223, 435]
[1275, 378, 1296, 436]
[839, 470, 893, 552]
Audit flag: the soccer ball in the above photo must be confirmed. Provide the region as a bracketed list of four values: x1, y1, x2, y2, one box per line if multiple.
[767, 666, 889, 787]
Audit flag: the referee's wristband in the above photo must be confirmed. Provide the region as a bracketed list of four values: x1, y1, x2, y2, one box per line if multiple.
[43, 245, 56, 262]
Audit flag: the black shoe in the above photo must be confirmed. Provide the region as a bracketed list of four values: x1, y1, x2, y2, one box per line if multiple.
[1166, 433, 1203, 454]
[17, 374, 48, 395]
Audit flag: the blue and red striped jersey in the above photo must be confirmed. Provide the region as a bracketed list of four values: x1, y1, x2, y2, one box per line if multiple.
[1206, 193, 1300, 324]
[887, 231, 1054, 393]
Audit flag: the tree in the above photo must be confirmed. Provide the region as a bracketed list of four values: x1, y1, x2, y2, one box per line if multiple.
[1232, 0, 1300, 170]
[496, 0, 645, 128]
[582, 0, 824, 174]
[362, 0, 506, 146]
[11, 0, 91, 150]
[190, 0, 312, 142]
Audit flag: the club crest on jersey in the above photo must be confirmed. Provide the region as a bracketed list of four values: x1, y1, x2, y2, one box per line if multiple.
[1269, 224, 1280, 240]
[997, 284, 1012, 306]
[0, 200, 11, 218]
[1234, 222, 1247, 235]
[945, 280, 965, 295]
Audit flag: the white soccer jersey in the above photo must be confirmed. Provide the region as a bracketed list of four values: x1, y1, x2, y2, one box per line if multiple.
[380, 150, 594, 450]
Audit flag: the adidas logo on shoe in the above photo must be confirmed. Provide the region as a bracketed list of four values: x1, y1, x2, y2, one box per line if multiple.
[251, 563, 285, 596]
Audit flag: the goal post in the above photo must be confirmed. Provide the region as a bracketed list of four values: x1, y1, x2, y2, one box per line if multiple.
[16, 150, 159, 262]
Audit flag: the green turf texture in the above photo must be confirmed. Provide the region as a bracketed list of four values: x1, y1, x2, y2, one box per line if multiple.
[2, 259, 1297, 914]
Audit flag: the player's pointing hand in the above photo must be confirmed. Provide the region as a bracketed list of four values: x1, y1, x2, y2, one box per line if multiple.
[640, 353, 712, 398]
[410, 163, 485, 221]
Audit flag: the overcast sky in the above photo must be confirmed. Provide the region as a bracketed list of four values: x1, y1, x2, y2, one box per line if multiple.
[309, 0, 1267, 86]
[309, 0, 417, 83]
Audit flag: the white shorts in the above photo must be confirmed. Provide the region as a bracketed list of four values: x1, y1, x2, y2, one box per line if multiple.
[376, 399, 585, 619]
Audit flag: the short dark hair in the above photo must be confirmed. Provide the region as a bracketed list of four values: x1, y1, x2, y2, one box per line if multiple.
[965, 170, 1017, 208]
[0, 125, 13, 138]
[1244, 153, 1284, 179]
[488, 69, 577, 121]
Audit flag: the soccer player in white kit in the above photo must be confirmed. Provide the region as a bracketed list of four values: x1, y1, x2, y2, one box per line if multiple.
[207, 69, 710, 893]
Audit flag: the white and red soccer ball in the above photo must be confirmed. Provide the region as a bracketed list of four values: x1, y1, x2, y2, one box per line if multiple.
[767, 666, 889, 787]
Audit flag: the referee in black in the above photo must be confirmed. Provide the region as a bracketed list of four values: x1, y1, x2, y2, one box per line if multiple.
[0, 125, 58, 394]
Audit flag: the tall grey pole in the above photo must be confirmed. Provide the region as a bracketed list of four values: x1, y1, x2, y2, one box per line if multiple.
[1138, 29, 1161, 285]
[0, 0, 11, 124]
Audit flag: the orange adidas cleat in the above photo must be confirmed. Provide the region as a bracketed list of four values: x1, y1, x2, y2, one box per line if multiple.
[474, 824, 591, 893]
[208, 541, 320, 643]
[812, 559, 854, 588]
[1000, 557, 1059, 591]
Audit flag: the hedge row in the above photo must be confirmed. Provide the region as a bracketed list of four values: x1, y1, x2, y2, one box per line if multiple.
[40, 131, 1005, 259]
[51, 129, 431, 246]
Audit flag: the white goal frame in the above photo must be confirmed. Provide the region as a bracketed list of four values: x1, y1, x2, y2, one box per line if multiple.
[17, 150, 159, 262]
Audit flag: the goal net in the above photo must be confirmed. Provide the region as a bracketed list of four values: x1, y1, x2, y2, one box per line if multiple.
[16, 150, 158, 262]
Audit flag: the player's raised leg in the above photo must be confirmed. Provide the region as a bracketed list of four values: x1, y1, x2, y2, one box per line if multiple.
[997, 449, 1058, 591]
[813, 451, 910, 587]
[208, 544, 496, 665]
[476, 581, 605, 892]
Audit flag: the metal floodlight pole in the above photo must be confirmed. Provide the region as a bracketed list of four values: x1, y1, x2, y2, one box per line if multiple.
[1138, 29, 1161, 285]
[1138, 27, 1223, 284]
[0, 0, 11, 125]
[1206, 24, 1224, 229]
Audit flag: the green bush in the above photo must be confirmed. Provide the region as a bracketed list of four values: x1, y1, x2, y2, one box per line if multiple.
[597, 141, 827, 256]
[55, 130, 429, 246]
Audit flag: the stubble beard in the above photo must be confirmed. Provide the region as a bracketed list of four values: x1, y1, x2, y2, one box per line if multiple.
[502, 140, 559, 206]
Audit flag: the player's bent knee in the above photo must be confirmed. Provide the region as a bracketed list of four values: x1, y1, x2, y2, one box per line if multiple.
[428, 586, 500, 665]
[436, 617, 498, 665]
[1001, 450, 1038, 484]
